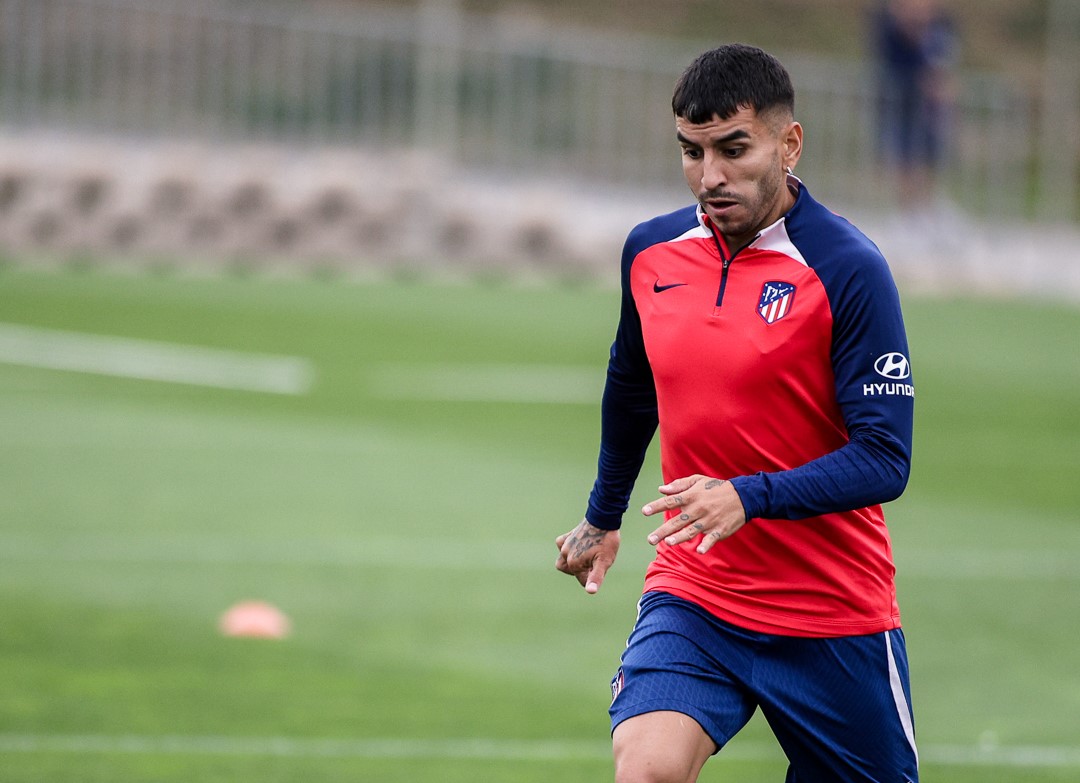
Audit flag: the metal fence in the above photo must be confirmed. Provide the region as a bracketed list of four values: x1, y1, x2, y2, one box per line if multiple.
[0, 0, 1057, 221]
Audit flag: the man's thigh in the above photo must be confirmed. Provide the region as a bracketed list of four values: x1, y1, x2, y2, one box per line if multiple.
[612, 711, 716, 783]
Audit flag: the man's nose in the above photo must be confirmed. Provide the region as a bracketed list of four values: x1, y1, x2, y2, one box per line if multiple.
[700, 153, 728, 191]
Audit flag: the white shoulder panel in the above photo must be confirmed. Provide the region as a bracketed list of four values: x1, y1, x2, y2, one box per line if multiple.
[752, 218, 808, 267]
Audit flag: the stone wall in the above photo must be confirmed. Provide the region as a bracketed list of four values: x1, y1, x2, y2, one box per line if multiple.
[0, 133, 639, 282]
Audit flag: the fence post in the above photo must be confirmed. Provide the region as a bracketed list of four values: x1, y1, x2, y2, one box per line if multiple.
[414, 0, 463, 160]
[1037, 0, 1080, 222]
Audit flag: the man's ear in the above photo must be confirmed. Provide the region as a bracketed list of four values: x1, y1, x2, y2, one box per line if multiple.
[782, 121, 804, 171]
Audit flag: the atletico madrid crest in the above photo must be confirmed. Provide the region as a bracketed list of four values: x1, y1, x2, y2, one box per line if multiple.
[757, 281, 796, 324]
[610, 668, 625, 705]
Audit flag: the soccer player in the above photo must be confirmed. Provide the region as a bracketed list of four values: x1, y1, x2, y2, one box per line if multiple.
[556, 44, 918, 782]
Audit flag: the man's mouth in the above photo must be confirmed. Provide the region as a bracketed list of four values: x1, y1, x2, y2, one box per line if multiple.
[704, 197, 740, 215]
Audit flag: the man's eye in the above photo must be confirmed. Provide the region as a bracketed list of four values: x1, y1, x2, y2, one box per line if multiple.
[724, 147, 745, 158]
[681, 148, 702, 159]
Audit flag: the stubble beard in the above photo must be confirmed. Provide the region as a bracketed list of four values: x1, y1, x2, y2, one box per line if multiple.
[701, 154, 788, 247]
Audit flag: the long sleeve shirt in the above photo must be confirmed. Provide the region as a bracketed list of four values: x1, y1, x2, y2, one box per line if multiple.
[586, 180, 914, 637]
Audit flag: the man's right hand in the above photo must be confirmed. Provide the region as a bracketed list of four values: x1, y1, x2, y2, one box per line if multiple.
[555, 518, 620, 594]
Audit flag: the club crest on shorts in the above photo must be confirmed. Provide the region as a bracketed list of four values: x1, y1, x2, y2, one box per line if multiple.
[610, 668, 625, 704]
[757, 281, 796, 324]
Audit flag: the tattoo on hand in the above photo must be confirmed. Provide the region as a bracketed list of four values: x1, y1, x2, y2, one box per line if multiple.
[570, 525, 605, 559]
[704, 479, 726, 490]
[679, 513, 690, 521]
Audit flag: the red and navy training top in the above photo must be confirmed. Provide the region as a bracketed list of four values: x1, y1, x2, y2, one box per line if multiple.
[585, 179, 915, 637]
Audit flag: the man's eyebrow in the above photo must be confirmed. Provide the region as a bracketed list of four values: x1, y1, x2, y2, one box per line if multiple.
[676, 129, 752, 146]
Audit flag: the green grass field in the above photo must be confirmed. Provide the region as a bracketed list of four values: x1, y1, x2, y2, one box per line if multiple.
[1, 264, 1078, 782]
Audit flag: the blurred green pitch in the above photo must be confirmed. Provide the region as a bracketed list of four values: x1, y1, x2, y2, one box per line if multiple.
[1, 266, 1078, 782]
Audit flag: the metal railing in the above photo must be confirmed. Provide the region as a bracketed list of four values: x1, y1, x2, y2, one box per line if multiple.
[0, 0, 1055, 221]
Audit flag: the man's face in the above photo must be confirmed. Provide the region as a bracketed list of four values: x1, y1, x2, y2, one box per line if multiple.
[676, 106, 802, 249]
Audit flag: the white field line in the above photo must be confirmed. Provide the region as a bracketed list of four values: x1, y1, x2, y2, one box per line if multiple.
[368, 362, 603, 405]
[0, 734, 613, 762]
[0, 323, 314, 396]
[0, 733, 1078, 769]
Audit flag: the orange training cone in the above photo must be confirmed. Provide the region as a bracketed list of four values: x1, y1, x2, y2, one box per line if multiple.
[218, 600, 291, 639]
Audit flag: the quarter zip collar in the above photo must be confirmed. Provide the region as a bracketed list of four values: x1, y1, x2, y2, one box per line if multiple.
[698, 175, 805, 312]
[696, 173, 804, 261]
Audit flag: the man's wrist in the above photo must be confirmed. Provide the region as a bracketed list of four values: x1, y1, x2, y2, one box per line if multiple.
[583, 513, 621, 532]
[727, 476, 754, 522]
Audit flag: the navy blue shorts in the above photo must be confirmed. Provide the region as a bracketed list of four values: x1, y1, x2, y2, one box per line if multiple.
[610, 592, 919, 782]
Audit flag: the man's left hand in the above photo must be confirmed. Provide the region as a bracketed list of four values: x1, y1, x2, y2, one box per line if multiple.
[642, 475, 747, 554]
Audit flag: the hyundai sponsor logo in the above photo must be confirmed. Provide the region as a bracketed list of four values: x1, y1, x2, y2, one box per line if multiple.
[874, 352, 910, 380]
[865, 352, 914, 397]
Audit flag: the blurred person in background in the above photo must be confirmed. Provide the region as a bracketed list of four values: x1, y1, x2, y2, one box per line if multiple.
[873, 0, 959, 216]
[556, 44, 918, 783]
